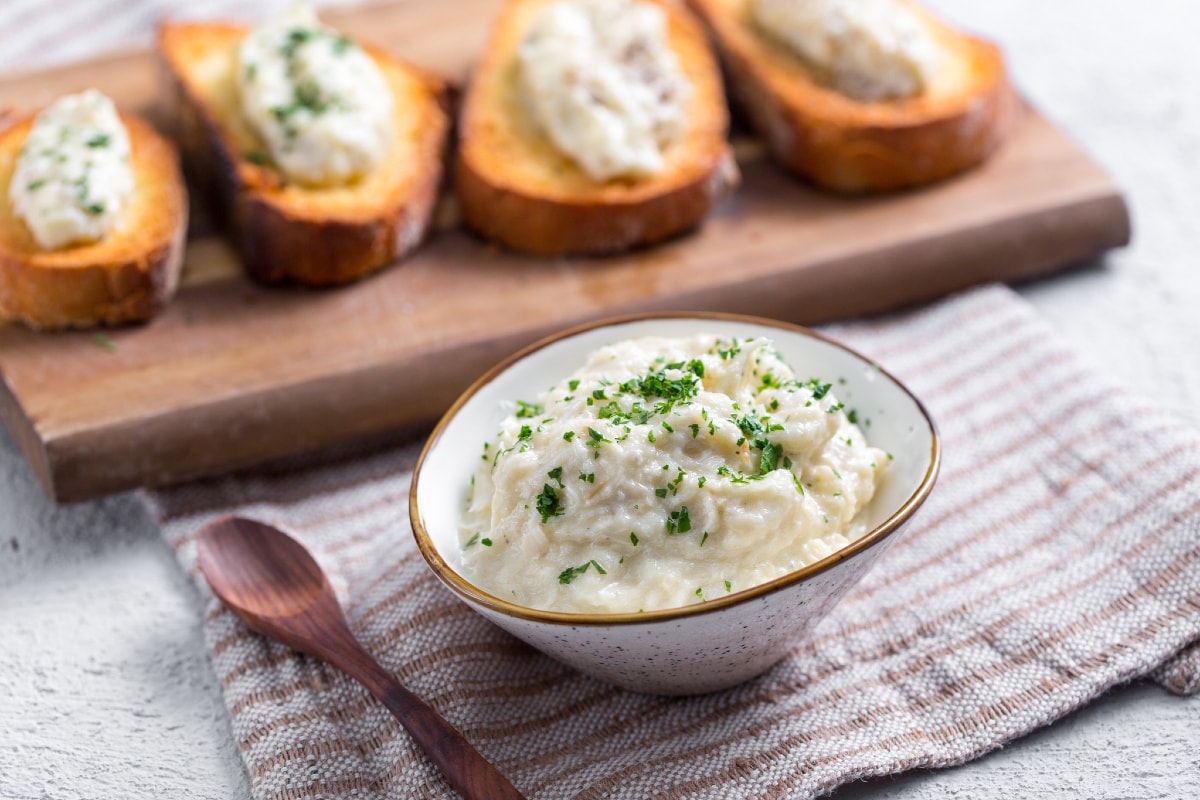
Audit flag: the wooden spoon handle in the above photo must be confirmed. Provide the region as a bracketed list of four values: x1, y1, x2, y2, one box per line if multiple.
[342, 646, 526, 800]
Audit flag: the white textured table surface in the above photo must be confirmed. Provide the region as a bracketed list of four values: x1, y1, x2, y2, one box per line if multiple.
[2, 1, 1199, 798]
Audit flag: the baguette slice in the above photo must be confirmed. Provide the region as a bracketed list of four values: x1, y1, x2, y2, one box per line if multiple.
[456, 0, 739, 256]
[158, 22, 450, 286]
[688, 0, 1018, 192]
[0, 112, 187, 329]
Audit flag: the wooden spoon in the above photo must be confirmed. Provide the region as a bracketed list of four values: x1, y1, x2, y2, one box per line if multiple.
[196, 515, 526, 800]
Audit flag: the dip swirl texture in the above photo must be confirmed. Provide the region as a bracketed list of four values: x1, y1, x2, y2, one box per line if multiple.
[460, 334, 887, 613]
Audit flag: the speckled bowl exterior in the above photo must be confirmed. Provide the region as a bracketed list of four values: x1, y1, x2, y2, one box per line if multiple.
[410, 313, 940, 695]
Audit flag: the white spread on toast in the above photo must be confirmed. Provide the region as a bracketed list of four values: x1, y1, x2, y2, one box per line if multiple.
[460, 334, 887, 614]
[517, 0, 689, 181]
[752, 0, 937, 101]
[9, 90, 134, 250]
[236, 3, 393, 187]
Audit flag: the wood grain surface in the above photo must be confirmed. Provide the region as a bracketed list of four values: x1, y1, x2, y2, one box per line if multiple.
[0, 0, 1130, 503]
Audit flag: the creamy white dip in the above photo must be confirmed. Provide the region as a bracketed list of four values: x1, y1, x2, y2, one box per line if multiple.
[236, 3, 393, 187]
[8, 90, 134, 250]
[752, 0, 938, 101]
[517, 0, 690, 181]
[460, 335, 887, 614]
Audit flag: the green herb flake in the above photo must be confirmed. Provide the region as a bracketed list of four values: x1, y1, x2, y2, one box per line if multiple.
[758, 441, 781, 474]
[548, 466, 564, 487]
[630, 531, 639, 546]
[463, 532, 480, 549]
[92, 333, 117, 352]
[563, 431, 576, 442]
[481, 538, 493, 547]
[516, 400, 543, 418]
[85, 133, 110, 148]
[26, 178, 46, 191]
[579, 472, 595, 483]
[655, 488, 667, 498]
[558, 559, 606, 585]
[689, 423, 700, 438]
[518, 425, 533, 441]
[700, 531, 709, 547]
[725, 580, 732, 592]
[666, 506, 692, 535]
[535, 484, 563, 523]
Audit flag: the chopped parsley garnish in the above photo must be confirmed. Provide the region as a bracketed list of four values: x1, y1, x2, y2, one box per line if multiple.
[83, 202, 105, 216]
[579, 472, 595, 483]
[517, 425, 533, 441]
[654, 488, 667, 498]
[715, 340, 741, 360]
[568, 379, 580, 391]
[666, 506, 692, 535]
[734, 413, 766, 439]
[535, 484, 562, 523]
[463, 532, 480, 549]
[26, 178, 45, 191]
[700, 531, 709, 547]
[516, 400, 543, 418]
[724, 580, 732, 592]
[758, 440, 781, 474]
[279, 27, 314, 58]
[689, 423, 700, 438]
[629, 532, 639, 546]
[547, 466, 564, 487]
[585, 427, 609, 450]
[558, 559, 606, 585]
[481, 538, 493, 547]
[85, 133, 111, 148]
[808, 379, 833, 400]
[92, 333, 117, 352]
[563, 431, 575, 442]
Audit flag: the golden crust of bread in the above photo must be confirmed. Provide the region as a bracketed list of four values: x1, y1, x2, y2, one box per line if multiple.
[688, 0, 1018, 192]
[157, 21, 450, 286]
[0, 112, 187, 329]
[456, 0, 739, 256]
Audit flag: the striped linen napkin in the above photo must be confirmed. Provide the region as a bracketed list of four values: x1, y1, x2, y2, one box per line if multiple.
[145, 284, 1200, 800]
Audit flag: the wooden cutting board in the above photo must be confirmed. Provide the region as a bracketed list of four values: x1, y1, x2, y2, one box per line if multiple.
[0, 0, 1130, 503]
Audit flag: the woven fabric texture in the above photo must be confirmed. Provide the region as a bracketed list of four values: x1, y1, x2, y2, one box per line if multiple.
[146, 285, 1200, 800]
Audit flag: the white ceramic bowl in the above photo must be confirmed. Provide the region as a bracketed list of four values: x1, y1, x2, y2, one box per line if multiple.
[410, 313, 940, 695]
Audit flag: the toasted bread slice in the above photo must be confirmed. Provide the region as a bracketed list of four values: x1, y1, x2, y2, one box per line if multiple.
[0, 112, 186, 329]
[456, 0, 739, 256]
[688, 0, 1018, 192]
[158, 22, 450, 286]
